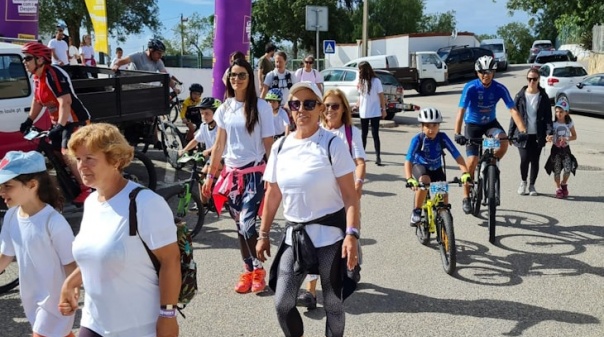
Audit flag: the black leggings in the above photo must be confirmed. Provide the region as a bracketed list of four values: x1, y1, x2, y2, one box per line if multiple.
[79, 327, 103, 337]
[360, 117, 381, 156]
[275, 242, 345, 337]
[517, 135, 543, 185]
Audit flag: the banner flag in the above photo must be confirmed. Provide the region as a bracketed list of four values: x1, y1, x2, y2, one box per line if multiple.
[84, 0, 108, 54]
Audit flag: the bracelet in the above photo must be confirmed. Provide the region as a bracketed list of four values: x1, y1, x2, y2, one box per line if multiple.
[160, 304, 178, 310]
[345, 227, 360, 239]
[355, 178, 364, 184]
[207, 174, 215, 181]
[159, 309, 177, 318]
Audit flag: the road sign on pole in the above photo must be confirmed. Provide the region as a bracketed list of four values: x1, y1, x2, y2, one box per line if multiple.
[323, 40, 336, 54]
[306, 6, 328, 70]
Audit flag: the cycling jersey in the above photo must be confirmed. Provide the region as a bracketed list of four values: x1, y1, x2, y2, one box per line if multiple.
[180, 96, 201, 120]
[458, 79, 514, 125]
[34, 65, 91, 124]
[405, 132, 461, 171]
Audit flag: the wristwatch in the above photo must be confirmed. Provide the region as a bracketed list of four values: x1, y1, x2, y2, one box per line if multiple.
[346, 227, 360, 239]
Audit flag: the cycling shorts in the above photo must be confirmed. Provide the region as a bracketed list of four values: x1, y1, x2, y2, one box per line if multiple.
[464, 120, 506, 157]
[49, 121, 84, 152]
[412, 164, 446, 182]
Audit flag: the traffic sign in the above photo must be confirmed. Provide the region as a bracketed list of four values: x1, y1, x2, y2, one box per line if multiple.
[323, 40, 336, 54]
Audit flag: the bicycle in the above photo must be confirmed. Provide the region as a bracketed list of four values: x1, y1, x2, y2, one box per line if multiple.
[403, 177, 463, 275]
[167, 76, 183, 123]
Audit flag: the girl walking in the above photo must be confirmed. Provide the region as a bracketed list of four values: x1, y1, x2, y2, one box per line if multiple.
[545, 100, 578, 198]
[356, 61, 386, 165]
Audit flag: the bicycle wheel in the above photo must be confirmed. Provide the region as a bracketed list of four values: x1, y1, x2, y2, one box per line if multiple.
[487, 165, 497, 243]
[437, 210, 456, 275]
[123, 151, 157, 191]
[169, 101, 180, 123]
[415, 209, 430, 245]
[163, 188, 205, 238]
[160, 122, 185, 170]
[471, 167, 482, 217]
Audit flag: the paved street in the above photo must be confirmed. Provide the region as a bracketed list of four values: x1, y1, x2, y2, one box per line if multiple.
[1, 65, 603, 336]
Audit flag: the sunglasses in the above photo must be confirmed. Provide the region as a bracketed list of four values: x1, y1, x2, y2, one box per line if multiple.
[305, 61, 314, 64]
[23, 56, 35, 62]
[325, 103, 341, 110]
[478, 70, 493, 75]
[288, 100, 320, 111]
[229, 72, 248, 80]
[527, 77, 539, 82]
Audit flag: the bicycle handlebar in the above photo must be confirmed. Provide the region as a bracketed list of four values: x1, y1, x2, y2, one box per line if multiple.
[466, 136, 519, 146]
[170, 75, 183, 85]
[402, 177, 467, 189]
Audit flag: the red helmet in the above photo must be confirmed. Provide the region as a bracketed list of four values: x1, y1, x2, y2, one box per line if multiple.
[21, 42, 52, 63]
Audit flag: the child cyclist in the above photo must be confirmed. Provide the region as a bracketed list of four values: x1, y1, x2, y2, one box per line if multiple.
[404, 108, 472, 226]
[545, 99, 578, 198]
[0, 151, 77, 337]
[179, 97, 223, 207]
[181, 83, 204, 141]
[264, 88, 290, 139]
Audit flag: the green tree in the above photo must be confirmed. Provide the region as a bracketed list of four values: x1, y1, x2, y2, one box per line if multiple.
[364, 0, 424, 37]
[496, 22, 534, 64]
[39, 0, 161, 48]
[476, 34, 497, 42]
[418, 11, 457, 34]
[169, 13, 214, 56]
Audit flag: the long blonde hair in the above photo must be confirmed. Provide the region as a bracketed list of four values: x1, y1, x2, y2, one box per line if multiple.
[321, 89, 353, 127]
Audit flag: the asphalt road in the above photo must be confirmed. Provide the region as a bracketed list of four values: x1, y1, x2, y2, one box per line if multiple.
[1, 64, 603, 337]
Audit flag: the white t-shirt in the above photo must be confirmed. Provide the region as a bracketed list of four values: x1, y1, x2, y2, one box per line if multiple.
[48, 38, 69, 65]
[193, 122, 217, 148]
[294, 68, 324, 85]
[264, 128, 355, 247]
[111, 57, 129, 70]
[552, 121, 574, 148]
[0, 205, 75, 337]
[322, 124, 366, 160]
[358, 77, 384, 119]
[68, 45, 79, 65]
[72, 181, 176, 337]
[79, 45, 95, 66]
[264, 69, 298, 106]
[525, 91, 539, 135]
[273, 107, 290, 135]
[214, 98, 275, 167]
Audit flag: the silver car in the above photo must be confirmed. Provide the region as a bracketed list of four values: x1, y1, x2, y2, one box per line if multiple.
[556, 73, 604, 116]
[321, 67, 404, 120]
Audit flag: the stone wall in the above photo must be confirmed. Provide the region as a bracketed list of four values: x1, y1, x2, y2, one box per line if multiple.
[588, 52, 604, 74]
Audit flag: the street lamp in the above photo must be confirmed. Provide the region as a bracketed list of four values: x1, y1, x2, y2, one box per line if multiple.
[362, 0, 368, 57]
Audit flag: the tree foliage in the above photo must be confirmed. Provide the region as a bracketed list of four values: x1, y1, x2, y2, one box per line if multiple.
[418, 11, 457, 34]
[39, 0, 161, 48]
[167, 13, 214, 56]
[496, 22, 534, 64]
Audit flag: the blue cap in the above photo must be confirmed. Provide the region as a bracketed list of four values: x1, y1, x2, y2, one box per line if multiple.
[555, 99, 569, 112]
[0, 151, 46, 184]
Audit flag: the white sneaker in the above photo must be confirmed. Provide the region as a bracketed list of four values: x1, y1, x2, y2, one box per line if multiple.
[517, 181, 528, 195]
[528, 185, 538, 196]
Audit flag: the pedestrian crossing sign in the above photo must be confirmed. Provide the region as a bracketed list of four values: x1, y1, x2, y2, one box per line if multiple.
[323, 40, 336, 54]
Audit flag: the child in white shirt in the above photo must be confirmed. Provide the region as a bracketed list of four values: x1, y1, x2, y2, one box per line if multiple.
[265, 88, 291, 139]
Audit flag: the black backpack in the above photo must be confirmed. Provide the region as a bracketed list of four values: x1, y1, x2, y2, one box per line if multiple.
[270, 70, 293, 90]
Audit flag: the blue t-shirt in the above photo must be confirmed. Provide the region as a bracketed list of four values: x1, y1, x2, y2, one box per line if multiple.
[458, 79, 515, 125]
[405, 132, 461, 171]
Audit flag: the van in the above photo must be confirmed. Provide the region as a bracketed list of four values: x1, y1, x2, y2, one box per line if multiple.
[437, 46, 494, 80]
[480, 38, 508, 71]
[344, 55, 399, 69]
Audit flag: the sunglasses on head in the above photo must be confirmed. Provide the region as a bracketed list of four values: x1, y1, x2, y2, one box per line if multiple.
[288, 100, 320, 111]
[229, 72, 248, 80]
[325, 103, 340, 110]
[527, 77, 539, 82]
[23, 56, 34, 62]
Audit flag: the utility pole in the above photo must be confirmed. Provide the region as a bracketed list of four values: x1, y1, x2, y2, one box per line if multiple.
[180, 14, 188, 56]
[362, 0, 368, 57]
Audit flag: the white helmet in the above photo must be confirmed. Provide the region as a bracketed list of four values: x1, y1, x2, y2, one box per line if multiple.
[418, 107, 442, 123]
[475, 55, 497, 72]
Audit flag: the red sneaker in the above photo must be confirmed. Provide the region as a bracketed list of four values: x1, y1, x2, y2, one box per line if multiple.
[73, 188, 92, 204]
[234, 271, 253, 293]
[561, 184, 569, 197]
[251, 268, 266, 293]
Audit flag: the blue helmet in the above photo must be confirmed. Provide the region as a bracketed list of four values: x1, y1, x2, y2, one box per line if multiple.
[265, 88, 283, 102]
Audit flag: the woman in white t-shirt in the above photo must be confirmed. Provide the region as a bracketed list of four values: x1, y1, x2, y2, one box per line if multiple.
[0, 151, 76, 337]
[68, 36, 79, 65]
[59, 123, 180, 337]
[294, 55, 324, 93]
[256, 81, 360, 337]
[357, 61, 386, 165]
[79, 35, 95, 66]
[201, 58, 275, 294]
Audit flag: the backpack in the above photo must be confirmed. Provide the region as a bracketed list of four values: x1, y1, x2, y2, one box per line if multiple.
[344, 124, 353, 155]
[128, 187, 197, 318]
[277, 132, 337, 164]
[270, 70, 293, 90]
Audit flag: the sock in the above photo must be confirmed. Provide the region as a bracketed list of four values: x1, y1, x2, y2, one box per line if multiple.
[253, 258, 263, 270]
[243, 257, 254, 272]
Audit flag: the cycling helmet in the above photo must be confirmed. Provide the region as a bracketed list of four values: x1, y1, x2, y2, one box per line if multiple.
[265, 88, 283, 102]
[189, 83, 203, 94]
[475, 55, 497, 72]
[198, 97, 222, 110]
[21, 42, 52, 63]
[418, 107, 443, 123]
[148, 38, 166, 52]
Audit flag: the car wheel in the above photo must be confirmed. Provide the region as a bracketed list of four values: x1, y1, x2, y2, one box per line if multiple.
[419, 79, 437, 96]
[385, 111, 396, 120]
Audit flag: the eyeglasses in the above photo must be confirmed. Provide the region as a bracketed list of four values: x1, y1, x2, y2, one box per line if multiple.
[527, 77, 539, 82]
[478, 70, 493, 75]
[229, 72, 248, 80]
[305, 61, 314, 64]
[22, 56, 34, 62]
[288, 100, 320, 111]
[325, 103, 340, 110]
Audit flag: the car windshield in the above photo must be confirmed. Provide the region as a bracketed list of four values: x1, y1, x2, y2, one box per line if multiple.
[536, 54, 570, 64]
[535, 43, 553, 49]
[552, 66, 587, 77]
[437, 50, 449, 60]
[376, 72, 398, 86]
[482, 44, 504, 53]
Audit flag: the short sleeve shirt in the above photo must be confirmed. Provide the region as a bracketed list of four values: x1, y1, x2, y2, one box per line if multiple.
[552, 121, 574, 148]
[405, 132, 461, 170]
[258, 55, 274, 76]
[48, 38, 69, 65]
[459, 79, 515, 125]
[127, 52, 166, 72]
[358, 77, 384, 119]
[194, 123, 218, 148]
[264, 70, 298, 106]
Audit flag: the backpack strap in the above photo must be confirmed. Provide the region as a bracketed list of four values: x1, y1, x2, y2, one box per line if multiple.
[129, 186, 161, 274]
[345, 125, 353, 155]
[277, 133, 336, 165]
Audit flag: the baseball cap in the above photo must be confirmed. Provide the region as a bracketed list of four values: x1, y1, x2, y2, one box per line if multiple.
[554, 99, 569, 112]
[289, 81, 323, 103]
[0, 151, 46, 184]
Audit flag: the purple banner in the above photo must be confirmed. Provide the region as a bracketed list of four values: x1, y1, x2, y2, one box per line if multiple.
[212, 0, 252, 99]
[0, 0, 39, 39]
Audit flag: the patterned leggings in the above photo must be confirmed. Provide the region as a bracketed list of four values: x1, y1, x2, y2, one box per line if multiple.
[553, 153, 572, 180]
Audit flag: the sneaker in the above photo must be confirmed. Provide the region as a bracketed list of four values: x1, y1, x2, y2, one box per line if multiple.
[296, 290, 317, 310]
[517, 181, 528, 195]
[561, 184, 569, 197]
[528, 185, 538, 196]
[189, 203, 199, 212]
[251, 268, 266, 293]
[555, 188, 564, 199]
[409, 208, 421, 226]
[234, 271, 253, 293]
[73, 188, 92, 204]
[462, 197, 472, 214]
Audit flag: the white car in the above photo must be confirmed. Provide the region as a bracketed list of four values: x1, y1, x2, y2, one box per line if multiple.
[537, 62, 587, 101]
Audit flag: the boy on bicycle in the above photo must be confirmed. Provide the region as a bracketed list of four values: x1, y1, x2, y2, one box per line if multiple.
[405, 108, 471, 226]
[181, 83, 204, 141]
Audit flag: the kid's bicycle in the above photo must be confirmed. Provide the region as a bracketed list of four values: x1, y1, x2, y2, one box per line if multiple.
[403, 177, 464, 275]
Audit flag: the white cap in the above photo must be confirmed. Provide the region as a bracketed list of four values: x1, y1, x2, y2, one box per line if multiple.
[289, 81, 323, 103]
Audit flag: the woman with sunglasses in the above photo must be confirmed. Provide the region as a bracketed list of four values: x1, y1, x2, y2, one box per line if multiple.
[294, 55, 324, 93]
[257, 81, 360, 337]
[356, 61, 386, 166]
[508, 68, 552, 196]
[202, 58, 275, 294]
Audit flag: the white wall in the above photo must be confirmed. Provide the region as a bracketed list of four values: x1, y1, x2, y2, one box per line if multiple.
[166, 67, 216, 100]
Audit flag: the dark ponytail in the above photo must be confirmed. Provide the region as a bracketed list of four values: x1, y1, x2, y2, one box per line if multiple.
[14, 172, 64, 211]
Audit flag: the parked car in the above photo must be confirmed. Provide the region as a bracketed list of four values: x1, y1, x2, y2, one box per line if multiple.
[480, 38, 508, 71]
[344, 55, 399, 69]
[436, 45, 493, 80]
[538, 62, 587, 101]
[321, 67, 404, 120]
[556, 73, 604, 116]
[532, 50, 576, 69]
[527, 40, 555, 63]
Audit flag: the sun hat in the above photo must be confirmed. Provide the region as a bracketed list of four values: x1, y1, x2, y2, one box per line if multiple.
[289, 81, 323, 103]
[0, 151, 46, 184]
[554, 99, 569, 112]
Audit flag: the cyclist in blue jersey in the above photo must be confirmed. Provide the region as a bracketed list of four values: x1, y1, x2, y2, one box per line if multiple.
[454, 56, 528, 213]
[405, 108, 471, 225]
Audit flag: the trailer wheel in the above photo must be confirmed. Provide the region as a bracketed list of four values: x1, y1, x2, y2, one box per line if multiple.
[419, 79, 437, 96]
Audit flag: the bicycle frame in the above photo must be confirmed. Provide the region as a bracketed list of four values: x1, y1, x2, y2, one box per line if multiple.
[422, 190, 449, 234]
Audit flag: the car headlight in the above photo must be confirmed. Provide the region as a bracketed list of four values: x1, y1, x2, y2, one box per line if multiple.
[500, 56, 507, 61]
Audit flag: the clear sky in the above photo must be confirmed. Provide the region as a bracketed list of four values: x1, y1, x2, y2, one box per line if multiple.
[113, 0, 531, 56]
